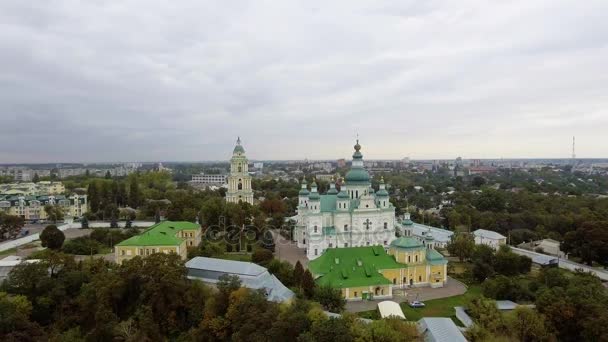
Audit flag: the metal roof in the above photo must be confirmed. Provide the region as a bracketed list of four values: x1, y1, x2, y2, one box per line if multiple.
[473, 229, 506, 240]
[186, 257, 267, 277]
[417, 317, 467, 342]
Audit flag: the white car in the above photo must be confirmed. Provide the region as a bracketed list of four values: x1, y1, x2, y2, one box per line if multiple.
[409, 300, 425, 308]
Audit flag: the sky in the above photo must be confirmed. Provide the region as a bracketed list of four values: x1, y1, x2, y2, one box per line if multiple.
[1, 0, 608, 163]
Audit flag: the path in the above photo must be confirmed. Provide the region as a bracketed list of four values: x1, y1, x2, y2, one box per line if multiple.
[272, 230, 308, 268]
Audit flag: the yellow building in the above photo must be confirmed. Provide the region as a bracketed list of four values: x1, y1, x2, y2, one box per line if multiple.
[308, 237, 447, 301]
[114, 221, 201, 264]
[0, 194, 87, 221]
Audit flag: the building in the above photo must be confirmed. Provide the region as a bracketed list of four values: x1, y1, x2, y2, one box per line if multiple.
[417, 317, 467, 342]
[185, 257, 294, 302]
[0, 181, 65, 196]
[399, 213, 454, 249]
[308, 239, 447, 301]
[0, 256, 40, 282]
[225, 137, 254, 205]
[114, 221, 201, 264]
[294, 140, 396, 260]
[377, 301, 405, 319]
[0, 194, 87, 221]
[473, 229, 507, 250]
[191, 173, 227, 185]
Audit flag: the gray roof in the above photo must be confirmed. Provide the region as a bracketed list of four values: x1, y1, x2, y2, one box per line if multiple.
[473, 229, 506, 240]
[511, 247, 558, 266]
[186, 257, 267, 276]
[496, 300, 518, 310]
[186, 257, 295, 303]
[417, 318, 467, 342]
[410, 223, 454, 243]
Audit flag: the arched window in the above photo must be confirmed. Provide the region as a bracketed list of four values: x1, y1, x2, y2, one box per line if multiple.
[355, 190, 359, 198]
[314, 225, 318, 233]
[408, 255, 411, 263]
[344, 224, 348, 231]
[415, 255, 418, 262]
[384, 222, 388, 229]
[238, 165, 242, 172]
[238, 182, 243, 190]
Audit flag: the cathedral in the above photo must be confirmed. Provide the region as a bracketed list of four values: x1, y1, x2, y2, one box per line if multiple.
[225, 137, 254, 205]
[294, 140, 396, 260]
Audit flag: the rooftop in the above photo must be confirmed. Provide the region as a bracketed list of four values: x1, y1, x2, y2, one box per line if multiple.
[473, 229, 506, 240]
[116, 221, 199, 247]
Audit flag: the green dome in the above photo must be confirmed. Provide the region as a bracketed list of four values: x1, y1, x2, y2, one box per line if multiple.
[309, 192, 320, 200]
[390, 237, 423, 249]
[233, 145, 245, 154]
[402, 219, 413, 226]
[327, 187, 338, 195]
[299, 188, 310, 196]
[337, 190, 349, 199]
[345, 168, 370, 183]
[376, 189, 389, 196]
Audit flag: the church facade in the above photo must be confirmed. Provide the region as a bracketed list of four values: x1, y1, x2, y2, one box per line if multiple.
[225, 137, 254, 205]
[294, 141, 396, 260]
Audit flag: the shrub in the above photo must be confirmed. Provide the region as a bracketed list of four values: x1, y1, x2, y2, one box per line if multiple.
[40, 225, 65, 250]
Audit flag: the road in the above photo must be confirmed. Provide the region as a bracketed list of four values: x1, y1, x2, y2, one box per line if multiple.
[272, 230, 308, 268]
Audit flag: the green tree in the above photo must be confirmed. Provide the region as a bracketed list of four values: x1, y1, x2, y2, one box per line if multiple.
[128, 175, 141, 208]
[32, 173, 40, 183]
[40, 225, 65, 250]
[0, 213, 25, 241]
[293, 260, 304, 286]
[447, 233, 475, 261]
[313, 286, 345, 313]
[506, 307, 551, 342]
[46, 204, 65, 223]
[301, 270, 316, 299]
[87, 181, 101, 213]
[105, 171, 112, 179]
[251, 248, 273, 266]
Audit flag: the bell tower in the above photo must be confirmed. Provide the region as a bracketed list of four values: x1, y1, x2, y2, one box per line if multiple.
[226, 137, 254, 205]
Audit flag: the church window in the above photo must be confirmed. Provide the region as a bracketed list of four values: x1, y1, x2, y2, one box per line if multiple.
[121, 250, 125, 256]
[365, 204, 369, 208]
[344, 224, 348, 231]
[415, 255, 418, 262]
[384, 240, 387, 245]
[366, 242, 370, 246]
[419, 275, 422, 282]
[393, 278, 396, 285]
[354, 291, 358, 297]
[314, 249, 318, 256]
[314, 226, 318, 233]
[408, 255, 411, 263]
[329, 243, 333, 248]
[303, 239, 306, 244]
[355, 190, 359, 198]
[344, 243, 348, 247]
[238, 165, 242, 172]
[383, 201, 386, 206]
[384, 222, 388, 229]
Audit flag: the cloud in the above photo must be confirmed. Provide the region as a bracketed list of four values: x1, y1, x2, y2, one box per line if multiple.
[0, 0, 607, 162]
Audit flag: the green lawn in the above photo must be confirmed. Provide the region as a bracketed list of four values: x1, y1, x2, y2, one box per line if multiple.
[357, 285, 482, 325]
[0, 248, 18, 258]
[400, 285, 481, 322]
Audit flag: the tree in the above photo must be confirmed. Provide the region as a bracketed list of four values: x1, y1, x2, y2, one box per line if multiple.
[128, 176, 141, 208]
[251, 248, 273, 266]
[33, 173, 40, 183]
[301, 270, 316, 299]
[314, 286, 345, 313]
[447, 233, 475, 261]
[294, 261, 304, 286]
[472, 176, 486, 187]
[80, 216, 89, 229]
[44, 204, 64, 224]
[40, 225, 65, 250]
[506, 307, 551, 342]
[87, 181, 101, 214]
[104, 171, 112, 179]
[0, 213, 24, 241]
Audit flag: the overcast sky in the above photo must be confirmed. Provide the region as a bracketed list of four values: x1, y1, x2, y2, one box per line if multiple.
[1, 1, 607, 163]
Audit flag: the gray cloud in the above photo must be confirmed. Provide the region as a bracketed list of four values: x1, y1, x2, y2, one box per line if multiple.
[1, 0, 607, 163]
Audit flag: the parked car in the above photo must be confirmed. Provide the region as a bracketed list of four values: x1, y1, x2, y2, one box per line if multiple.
[409, 301, 425, 308]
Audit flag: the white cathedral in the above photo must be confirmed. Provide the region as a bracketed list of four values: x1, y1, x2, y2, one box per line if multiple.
[294, 140, 396, 260]
[225, 137, 254, 205]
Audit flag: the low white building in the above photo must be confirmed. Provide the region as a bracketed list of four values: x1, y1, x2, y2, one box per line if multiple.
[377, 301, 405, 319]
[473, 229, 506, 250]
[417, 317, 467, 342]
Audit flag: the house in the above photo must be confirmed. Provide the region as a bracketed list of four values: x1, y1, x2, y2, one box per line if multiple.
[417, 317, 467, 342]
[308, 238, 448, 301]
[185, 257, 294, 303]
[473, 229, 506, 250]
[114, 221, 201, 264]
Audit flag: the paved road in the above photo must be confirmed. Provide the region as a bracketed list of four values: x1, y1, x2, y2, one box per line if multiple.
[272, 230, 308, 268]
[345, 277, 468, 313]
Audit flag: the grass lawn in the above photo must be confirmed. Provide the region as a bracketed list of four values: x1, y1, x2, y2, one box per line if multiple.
[0, 247, 18, 258]
[400, 285, 482, 323]
[357, 285, 482, 325]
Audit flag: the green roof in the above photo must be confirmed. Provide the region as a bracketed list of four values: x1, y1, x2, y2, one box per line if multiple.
[337, 190, 349, 199]
[426, 249, 448, 265]
[320, 195, 337, 211]
[376, 189, 389, 196]
[116, 221, 200, 247]
[308, 247, 403, 288]
[345, 168, 370, 183]
[390, 237, 423, 249]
